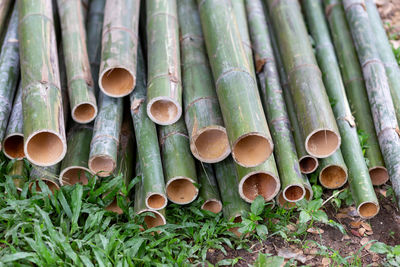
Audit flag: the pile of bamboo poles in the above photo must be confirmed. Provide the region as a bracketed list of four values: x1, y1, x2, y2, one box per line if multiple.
[1, 0, 400, 230]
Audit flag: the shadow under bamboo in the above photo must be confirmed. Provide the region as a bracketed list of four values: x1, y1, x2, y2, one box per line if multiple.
[198, 162, 222, 213]
[29, 164, 61, 194]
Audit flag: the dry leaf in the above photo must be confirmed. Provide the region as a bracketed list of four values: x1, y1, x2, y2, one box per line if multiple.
[277, 248, 307, 264]
[361, 222, 372, 232]
[287, 224, 297, 232]
[307, 227, 324, 234]
[322, 257, 331, 266]
[350, 221, 362, 228]
[372, 253, 380, 262]
[358, 228, 366, 236]
[342, 235, 351, 240]
[366, 231, 374, 236]
[309, 248, 319, 255]
[351, 229, 362, 237]
[336, 213, 349, 219]
[360, 237, 373, 250]
[379, 189, 387, 197]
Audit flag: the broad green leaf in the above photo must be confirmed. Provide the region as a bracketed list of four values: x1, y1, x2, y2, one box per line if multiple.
[370, 242, 388, 254]
[299, 211, 311, 224]
[251, 196, 265, 216]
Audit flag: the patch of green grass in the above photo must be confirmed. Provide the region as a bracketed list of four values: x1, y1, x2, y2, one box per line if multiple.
[370, 242, 400, 267]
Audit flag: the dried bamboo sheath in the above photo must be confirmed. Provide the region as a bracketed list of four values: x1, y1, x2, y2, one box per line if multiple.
[198, 0, 273, 167]
[130, 44, 167, 211]
[99, 0, 140, 97]
[19, 0, 67, 167]
[57, 0, 97, 123]
[325, 0, 388, 186]
[317, 150, 348, 190]
[146, 0, 182, 125]
[178, 0, 230, 163]
[0, 5, 19, 151]
[198, 163, 222, 213]
[247, 0, 304, 204]
[267, 0, 340, 159]
[343, 0, 400, 209]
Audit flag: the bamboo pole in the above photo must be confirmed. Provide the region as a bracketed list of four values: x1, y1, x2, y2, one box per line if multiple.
[0, 0, 12, 38]
[343, 0, 400, 210]
[146, 0, 182, 125]
[178, 0, 230, 163]
[214, 156, 249, 237]
[89, 93, 123, 177]
[276, 175, 313, 209]
[135, 161, 167, 229]
[246, 0, 305, 204]
[99, 0, 140, 97]
[57, 0, 97, 123]
[197, 162, 222, 213]
[105, 117, 135, 214]
[159, 119, 199, 205]
[86, 0, 105, 97]
[304, 0, 378, 217]
[19, 0, 67, 166]
[197, 0, 273, 167]
[264, 7, 319, 174]
[9, 160, 28, 192]
[266, 0, 340, 159]
[29, 164, 61, 193]
[0, 4, 19, 151]
[236, 154, 282, 203]
[60, 124, 94, 185]
[231, 0, 255, 75]
[324, 0, 388, 186]
[3, 83, 24, 160]
[130, 44, 167, 210]
[365, 0, 400, 123]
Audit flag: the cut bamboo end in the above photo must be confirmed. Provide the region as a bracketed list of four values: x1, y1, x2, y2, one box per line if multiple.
[88, 155, 116, 177]
[305, 129, 340, 158]
[29, 179, 60, 194]
[72, 103, 97, 123]
[369, 166, 389, 186]
[229, 215, 244, 237]
[147, 98, 182, 125]
[146, 193, 168, 210]
[105, 196, 128, 215]
[304, 184, 313, 201]
[232, 133, 273, 167]
[3, 134, 25, 160]
[283, 184, 306, 203]
[191, 126, 230, 163]
[100, 67, 135, 97]
[357, 201, 379, 219]
[201, 199, 222, 213]
[299, 155, 319, 174]
[25, 131, 67, 166]
[277, 191, 296, 209]
[138, 210, 167, 229]
[166, 177, 199, 205]
[239, 171, 280, 203]
[59, 167, 93, 186]
[319, 165, 348, 189]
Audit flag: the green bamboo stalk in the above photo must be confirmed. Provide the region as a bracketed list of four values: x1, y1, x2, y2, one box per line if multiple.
[197, 162, 222, 213]
[135, 161, 167, 229]
[214, 156, 249, 237]
[57, 0, 97, 124]
[246, 0, 305, 204]
[266, 0, 340, 159]
[86, 0, 105, 97]
[178, 0, 230, 163]
[198, 0, 273, 167]
[3, 83, 24, 160]
[146, 0, 182, 125]
[105, 118, 135, 214]
[264, 7, 319, 174]
[89, 93, 123, 177]
[9, 160, 28, 192]
[231, 0, 255, 75]
[236, 153, 282, 203]
[29, 164, 61, 193]
[365, 0, 400, 123]
[60, 124, 94, 185]
[304, 0, 378, 217]
[324, 0, 388, 186]
[19, 0, 67, 167]
[0, 5, 19, 151]
[130, 44, 167, 211]
[343, 0, 400, 210]
[159, 119, 199, 205]
[0, 0, 12, 38]
[99, 0, 140, 97]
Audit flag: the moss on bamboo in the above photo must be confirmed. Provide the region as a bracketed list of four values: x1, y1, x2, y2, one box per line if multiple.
[146, 0, 182, 125]
[19, 0, 67, 166]
[197, 162, 222, 213]
[198, 0, 273, 167]
[130, 44, 167, 210]
[178, 0, 230, 163]
[99, 0, 140, 97]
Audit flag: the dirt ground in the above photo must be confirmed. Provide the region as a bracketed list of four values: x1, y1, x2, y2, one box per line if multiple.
[206, 2, 400, 266]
